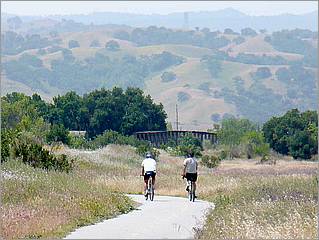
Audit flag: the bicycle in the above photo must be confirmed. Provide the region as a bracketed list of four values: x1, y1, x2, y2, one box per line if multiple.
[187, 179, 196, 202]
[141, 173, 154, 201]
[183, 176, 196, 202]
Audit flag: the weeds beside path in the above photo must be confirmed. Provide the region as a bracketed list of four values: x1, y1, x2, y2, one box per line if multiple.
[2, 145, 318, 239]
[1, 149, 135, 239]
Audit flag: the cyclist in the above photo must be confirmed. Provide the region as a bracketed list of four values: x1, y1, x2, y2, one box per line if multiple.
[141, 152, 157, 197]
[182, 150, 198, 196]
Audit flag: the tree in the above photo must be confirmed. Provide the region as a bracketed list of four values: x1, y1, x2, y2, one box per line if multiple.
[105, 40, 120, 51]
[113, 30, 130, 40]
[177, 92, 191, 102]
[262, 109, 318, 159]
[241, 28, 257, 37]
[90, 39, 101, 48]
[201, 57, 222, 78]
[161, 71, 176, 82]
[217, 118, 257, 146]
[68, 40, 80, 49]
[251, 67, 271, 80]
[224, 28, 238, 35]
[48, 91, 85, 130]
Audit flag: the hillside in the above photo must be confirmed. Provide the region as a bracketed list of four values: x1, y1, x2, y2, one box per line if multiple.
[1, 22, 318, 129]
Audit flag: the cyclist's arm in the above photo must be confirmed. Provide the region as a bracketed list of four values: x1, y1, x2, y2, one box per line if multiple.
[182, 165, 186, 176]
[141, 166, 144, 176]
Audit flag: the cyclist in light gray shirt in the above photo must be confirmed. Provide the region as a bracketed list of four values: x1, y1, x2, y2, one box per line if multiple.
[182, 151, 198, 194]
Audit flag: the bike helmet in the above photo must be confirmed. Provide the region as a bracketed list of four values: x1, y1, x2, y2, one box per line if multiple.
[146, 152, 152, 158]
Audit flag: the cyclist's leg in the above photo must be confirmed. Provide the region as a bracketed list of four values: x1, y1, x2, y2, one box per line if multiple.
[144, 175, 149, 195]
[193, 173, 198, 197]
[152, 172, 156, 189]
[185, 173, 191, 191]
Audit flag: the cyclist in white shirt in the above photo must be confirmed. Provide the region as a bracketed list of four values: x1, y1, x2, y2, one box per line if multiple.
[141, 152, 157, 197]
[182, 151, 198, 194]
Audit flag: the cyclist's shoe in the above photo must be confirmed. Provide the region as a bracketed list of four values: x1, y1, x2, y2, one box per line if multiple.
[186, 186, 189, 192]
[194, 195, 198, 199]
[144, 191, 148, 197]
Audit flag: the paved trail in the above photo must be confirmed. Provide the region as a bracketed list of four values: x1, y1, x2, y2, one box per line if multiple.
[65, 194, 214, 239]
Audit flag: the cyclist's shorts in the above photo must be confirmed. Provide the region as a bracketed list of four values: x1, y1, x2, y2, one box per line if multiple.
[144, 171, 156, 182]
[186, 172, 197, 182]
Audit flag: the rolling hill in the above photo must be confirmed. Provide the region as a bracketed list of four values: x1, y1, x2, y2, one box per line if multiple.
[1, 20, 317, 129]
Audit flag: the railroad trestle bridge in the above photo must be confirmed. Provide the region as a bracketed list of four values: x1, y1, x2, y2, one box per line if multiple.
[134, 130, 217, 147]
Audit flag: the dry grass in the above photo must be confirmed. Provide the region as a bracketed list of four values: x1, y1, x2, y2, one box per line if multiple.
[1, 148, 135, 239]
[2, 144, 318, 239]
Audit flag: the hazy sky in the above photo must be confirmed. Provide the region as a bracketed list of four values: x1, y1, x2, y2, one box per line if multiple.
[2, 1, 317, 16]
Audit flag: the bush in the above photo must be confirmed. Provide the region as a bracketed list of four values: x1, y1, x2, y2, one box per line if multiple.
[135, 145, 160, 160]
[46, 124, 70, 144]
[217, 118, 257, 146]
[241, 131, 270, 158]
[86, 130, 147, 149]
[161, 71, 176, 82]
[105, 40, 120, 51]
[177, 92, 191, 102]
[13, 134, 73, 172]
[219, 150, 228, 160]
[201, 154, 221, 168]
[90, 39, 101, 48]
[177, 133, 203, 157]
[1, 129, 17, 162]
[68, 40, 80, 49]
[68, 135, 87, 149]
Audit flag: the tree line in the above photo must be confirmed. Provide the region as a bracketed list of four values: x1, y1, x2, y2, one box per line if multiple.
[2, 88, 167, 138]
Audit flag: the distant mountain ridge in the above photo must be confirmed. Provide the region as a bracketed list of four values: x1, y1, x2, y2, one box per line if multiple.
[2, 8, 318, 31]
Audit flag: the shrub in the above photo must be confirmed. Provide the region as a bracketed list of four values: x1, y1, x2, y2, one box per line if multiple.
[13, 134, 73, 172]
[68, 135, 87, 149]
[217, 118, 257, 146]
[68, 40, 80, 49]
[201, 154, 221, 168]
[46, 124, 70, 144]
[219, 150, 228, 160]
[86, 130, 147, 149]
[177, 92, 191, 102]
[90, 39, 101, 48]
[161, 71, 176, 82]
[1, 129, 17, 162]
[136, 145, 160, 160]
[105, 40, 120, 51]
[177, 133, 203, 157]
[241, 131, 270, 158]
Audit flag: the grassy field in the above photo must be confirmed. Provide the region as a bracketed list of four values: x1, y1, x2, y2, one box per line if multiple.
[1, 146, 136, 240]
[1, 144, 318, 239]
